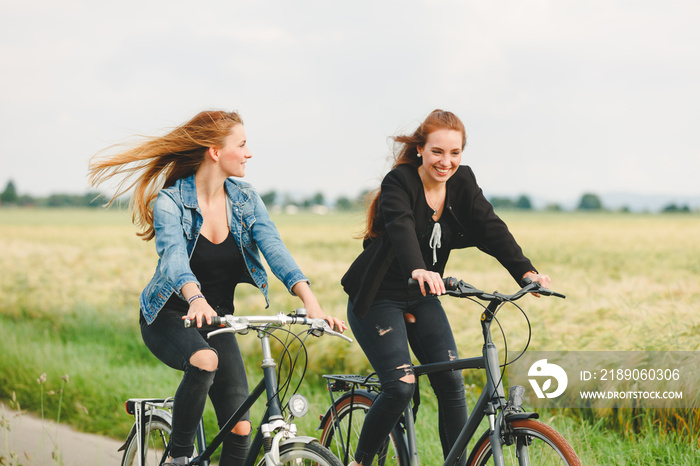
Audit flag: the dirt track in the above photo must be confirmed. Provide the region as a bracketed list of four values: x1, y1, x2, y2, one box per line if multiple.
[1, 403, 123, 465]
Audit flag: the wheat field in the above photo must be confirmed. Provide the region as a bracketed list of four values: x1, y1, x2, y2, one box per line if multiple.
[1, 208, 698, 464]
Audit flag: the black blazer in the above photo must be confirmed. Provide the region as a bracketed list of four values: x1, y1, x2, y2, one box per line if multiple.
[341, 164, 536, 318]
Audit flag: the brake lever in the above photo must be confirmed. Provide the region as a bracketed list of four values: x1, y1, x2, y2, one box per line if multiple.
[536, 287, 567, 299]
[310, 320, 354, 343]
[522, 281, 566, 299]
[206, 318, 250, 339]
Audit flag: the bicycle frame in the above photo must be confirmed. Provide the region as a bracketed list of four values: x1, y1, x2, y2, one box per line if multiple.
[128, 311, 350, 466]
[190, 324, 306, 466]
[435, 301, 519, 465]
[324, 298, 535, 466]
[375, 297, 503, 466]
[128, 327, 286, 466]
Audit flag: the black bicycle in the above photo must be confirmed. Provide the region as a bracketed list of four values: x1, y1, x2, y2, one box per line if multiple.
[318, 278, 581, 465]
[119, 309, 350, 466]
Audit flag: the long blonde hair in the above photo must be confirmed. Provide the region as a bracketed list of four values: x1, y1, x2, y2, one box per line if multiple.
[362, 109, 466, 240]
[88, 110, 243, 241]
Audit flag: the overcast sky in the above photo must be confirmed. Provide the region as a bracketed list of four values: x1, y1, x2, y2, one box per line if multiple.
[2, 0, 698, 206]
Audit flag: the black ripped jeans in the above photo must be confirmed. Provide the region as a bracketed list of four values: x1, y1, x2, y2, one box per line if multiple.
[141, 308, 251, 465]
[347, 296, 468, 465]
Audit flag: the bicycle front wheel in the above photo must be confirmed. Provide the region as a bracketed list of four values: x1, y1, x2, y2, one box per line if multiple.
[319, 391, 408, 466]
[256, 441, 343, 466]
[467, 419, 581, 466]
[120, 415, 173, 466]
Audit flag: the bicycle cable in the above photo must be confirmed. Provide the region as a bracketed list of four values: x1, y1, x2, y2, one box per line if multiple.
[249, 324, 310, 413]
[253, 320, 340, 417]
[276, 325, 308, 401]
[461, 295, 533, 403]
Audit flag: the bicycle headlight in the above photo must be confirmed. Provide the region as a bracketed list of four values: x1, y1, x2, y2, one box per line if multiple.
[288, 394, 309, 418]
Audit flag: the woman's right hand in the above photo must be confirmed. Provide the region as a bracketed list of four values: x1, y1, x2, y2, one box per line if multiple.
[183, 297, 218, 328]
[181, 283, 218, 327]
[411, 269, 446, 296]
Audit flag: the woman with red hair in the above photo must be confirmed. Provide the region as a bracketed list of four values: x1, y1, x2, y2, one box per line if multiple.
[342, 109, 550, 466]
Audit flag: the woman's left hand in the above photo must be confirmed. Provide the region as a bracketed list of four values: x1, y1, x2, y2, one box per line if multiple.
[522, 271, 551, 297]
[305, 300, 348, 333]
[292, 281, 347, 333]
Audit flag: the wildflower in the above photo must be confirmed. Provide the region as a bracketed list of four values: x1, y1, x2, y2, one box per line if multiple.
[37, 373, 47, 385]
[61, 374, 70, 383]
[75, 402, 89, 415]
[9, 391, 20, 411]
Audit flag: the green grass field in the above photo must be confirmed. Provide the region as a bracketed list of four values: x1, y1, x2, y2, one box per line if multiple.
[1, 208, 698, 465]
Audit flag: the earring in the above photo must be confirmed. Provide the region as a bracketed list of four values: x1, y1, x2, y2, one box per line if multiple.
[417, 153, 422, 158]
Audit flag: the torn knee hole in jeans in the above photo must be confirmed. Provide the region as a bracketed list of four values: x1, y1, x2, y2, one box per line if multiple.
[231, 420, 251, 436]
[396, 364, 415, 383]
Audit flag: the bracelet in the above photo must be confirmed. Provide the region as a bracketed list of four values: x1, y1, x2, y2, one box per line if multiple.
[187, 294, 205, 305]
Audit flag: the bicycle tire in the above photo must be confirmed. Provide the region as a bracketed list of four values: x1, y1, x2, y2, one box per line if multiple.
[121, 414, 175, 466]
[319, 390, 408, 466]
[255, 441, 344, 466]
[466, 419, 581, 466]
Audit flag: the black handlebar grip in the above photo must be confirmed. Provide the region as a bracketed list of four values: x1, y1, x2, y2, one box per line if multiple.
[184, 315, 226, 328]
[407, 277, 458, 293]
[520, 276, 533, 287]
[444, 276, 458, 291]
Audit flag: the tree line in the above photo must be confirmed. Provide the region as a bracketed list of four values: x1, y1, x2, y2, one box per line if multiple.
[0, 179, 694, 213]
[0, 180, 108, 208]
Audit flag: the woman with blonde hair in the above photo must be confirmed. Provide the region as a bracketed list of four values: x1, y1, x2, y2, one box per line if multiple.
[341, 109, 550, 465]
[90, 110, 346, 465]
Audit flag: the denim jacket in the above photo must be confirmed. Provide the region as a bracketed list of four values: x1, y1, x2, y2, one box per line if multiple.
[140, 173, 308, 324]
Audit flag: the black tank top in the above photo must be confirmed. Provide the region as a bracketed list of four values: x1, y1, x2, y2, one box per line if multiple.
[164, 231, 245, 314]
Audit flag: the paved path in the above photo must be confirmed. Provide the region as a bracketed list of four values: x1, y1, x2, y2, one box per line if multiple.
[1, 403, 123, 465]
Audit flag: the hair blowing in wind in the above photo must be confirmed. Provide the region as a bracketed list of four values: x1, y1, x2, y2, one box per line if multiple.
[88, 110, 243, 240]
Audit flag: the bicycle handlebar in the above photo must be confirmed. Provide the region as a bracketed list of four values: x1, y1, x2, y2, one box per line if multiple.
[408, 277, 566, 301]
[184, 310, 353, 342]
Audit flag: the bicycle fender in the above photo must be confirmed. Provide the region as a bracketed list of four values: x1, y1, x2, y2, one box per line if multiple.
[279, 436, 320, 446]
[504, 411, 539, 422]
[137, 408, 173, 425]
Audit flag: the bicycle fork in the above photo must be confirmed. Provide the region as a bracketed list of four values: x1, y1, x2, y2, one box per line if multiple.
[484, 342, 535, 466]
[258, 326, 289, 465]
[256, 327, 313, 466]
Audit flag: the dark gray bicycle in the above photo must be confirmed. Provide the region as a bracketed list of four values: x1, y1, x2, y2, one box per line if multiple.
[318, 278, 581, 466]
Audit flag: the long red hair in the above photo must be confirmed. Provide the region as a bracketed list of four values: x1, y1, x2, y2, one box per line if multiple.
[361, 109, 466, 240]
